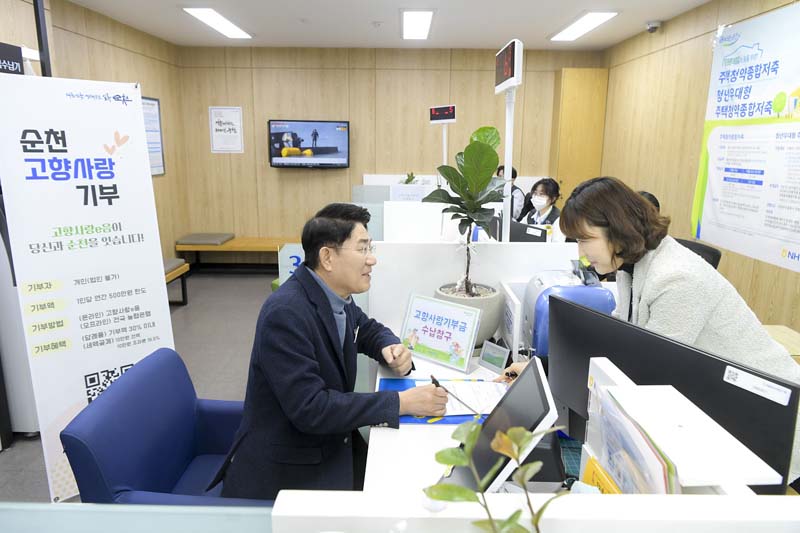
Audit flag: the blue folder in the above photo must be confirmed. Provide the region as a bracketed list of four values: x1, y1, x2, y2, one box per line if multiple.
[378, 378, 488, 424]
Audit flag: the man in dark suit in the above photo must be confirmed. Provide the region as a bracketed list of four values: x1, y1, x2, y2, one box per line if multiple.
[214, 203, 448, 500]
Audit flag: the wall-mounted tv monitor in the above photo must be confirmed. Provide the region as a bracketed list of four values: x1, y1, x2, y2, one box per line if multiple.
[268, 120, 349, 168]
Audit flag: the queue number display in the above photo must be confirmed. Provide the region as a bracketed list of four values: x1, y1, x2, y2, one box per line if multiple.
[429, 105, 456, 124]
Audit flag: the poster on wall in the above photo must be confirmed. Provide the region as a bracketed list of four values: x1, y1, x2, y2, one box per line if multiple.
[141, 97, 165, 176]
[692, 3, 800, 273]
[0, 74, 175, 502]
[209, 106, 243, 153]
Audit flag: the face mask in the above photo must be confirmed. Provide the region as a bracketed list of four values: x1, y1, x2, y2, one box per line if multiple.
[531, 196, 549, 210]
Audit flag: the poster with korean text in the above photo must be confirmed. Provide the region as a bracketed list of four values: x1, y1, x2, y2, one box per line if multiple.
[0, 74, 174, 502]
[399, 295, 480, 372]
[692, 3, 800, 272]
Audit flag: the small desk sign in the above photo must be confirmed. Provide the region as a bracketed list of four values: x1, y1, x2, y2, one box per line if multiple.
[479, 340, 510, 375]
[400, 294, 480, 373]
[0, 42, 24, 75]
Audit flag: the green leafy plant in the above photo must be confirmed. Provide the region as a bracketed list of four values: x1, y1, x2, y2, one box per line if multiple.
[422, 126, 505, 296]
[424, 421, 567, 533]
[404, 171, 417, 184]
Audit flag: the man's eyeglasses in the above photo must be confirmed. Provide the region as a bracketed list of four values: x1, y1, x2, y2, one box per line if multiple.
[336, 244, 376, 257]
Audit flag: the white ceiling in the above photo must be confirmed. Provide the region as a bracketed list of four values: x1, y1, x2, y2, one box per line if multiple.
[69, 0, 711, 50]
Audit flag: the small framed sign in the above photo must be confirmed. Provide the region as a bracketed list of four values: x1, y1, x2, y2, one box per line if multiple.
[479, 340, 511, 375]
[400, 294, 480, 373]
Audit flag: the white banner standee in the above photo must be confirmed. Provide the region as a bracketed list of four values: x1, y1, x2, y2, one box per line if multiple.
[0, 74, 174, 501]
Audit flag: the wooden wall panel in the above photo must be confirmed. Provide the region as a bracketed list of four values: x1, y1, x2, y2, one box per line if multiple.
[252, 47, 349, 69]
[651, 36, 712, 237]
[602, 0, 800, 330]
[226, 67, 259, 238]
[252, 68, 351, 236]
[550, 68, 609, 200]
[519, 71, 555, 176]
[375, 69, 450, 174]
[348, 68, 377, 189]
[376, 49, 450, 70]
[448, 69, 525, 169]
[179, 68, 234, 233]
[1, 0, 46, 51]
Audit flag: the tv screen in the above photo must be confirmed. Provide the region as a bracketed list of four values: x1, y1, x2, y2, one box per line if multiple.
[268, 120, 349, 168]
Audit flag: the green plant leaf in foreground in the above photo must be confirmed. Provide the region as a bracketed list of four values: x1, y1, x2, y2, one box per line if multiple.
[437, 164, 468, 198]
[423, 187, 462, 205]
[531, 490, 569, 533]
[513, 461, 543, 486]
[452, 421, 482, 456]
[435, 447, 469, 467]
[470, 126, 501, 150]
[474, 511, 528, 533]
[506, 427, 534, 455]
[479, 456, 507, 492]
[423, 483, 479, 503]
[462, 141, 499, 196]
[490, 430, 517, 461]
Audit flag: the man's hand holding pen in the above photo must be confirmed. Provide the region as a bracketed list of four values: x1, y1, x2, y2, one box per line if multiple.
[398, 384, 448, 417]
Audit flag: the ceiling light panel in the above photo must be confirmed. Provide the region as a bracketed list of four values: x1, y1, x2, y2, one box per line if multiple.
[402, 10, 433, 40]
[183, 8, 252, 39]
[551, 12, 617, 42]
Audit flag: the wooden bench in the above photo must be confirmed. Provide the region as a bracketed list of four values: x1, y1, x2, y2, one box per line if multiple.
[175, 234, 299, 272]
[164, 258, 190, 306]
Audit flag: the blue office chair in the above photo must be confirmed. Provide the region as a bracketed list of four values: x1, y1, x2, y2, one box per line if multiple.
[60, 347, 269, 506]
[532, 285, 616, 358]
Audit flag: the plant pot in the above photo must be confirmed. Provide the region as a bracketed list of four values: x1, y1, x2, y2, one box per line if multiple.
[434, 283, 504, 348]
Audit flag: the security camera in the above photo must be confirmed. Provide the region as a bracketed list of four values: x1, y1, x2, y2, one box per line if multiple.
[646, 21, 662, 33]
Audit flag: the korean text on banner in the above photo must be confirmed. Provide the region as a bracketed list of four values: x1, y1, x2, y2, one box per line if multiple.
[692, 3, 800, 273]
[0, 74, 174, 502]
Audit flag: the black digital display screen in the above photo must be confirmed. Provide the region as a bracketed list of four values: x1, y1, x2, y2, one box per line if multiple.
[429, 105, 455, 122]
[495, 40, 516, 87]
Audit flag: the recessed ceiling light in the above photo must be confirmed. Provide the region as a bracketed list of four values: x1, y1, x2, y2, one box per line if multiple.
[402, 10, 433, 40]
[551, 12, 618, 42]
[183, 8, 251, 39]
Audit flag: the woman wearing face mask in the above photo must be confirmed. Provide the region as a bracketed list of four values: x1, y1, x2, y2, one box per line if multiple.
[499, 176, 800, 483]
[518, 178, 565, 242]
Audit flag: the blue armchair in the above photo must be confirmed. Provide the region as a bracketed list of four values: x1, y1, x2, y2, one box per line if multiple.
[60, 347, 269, 506]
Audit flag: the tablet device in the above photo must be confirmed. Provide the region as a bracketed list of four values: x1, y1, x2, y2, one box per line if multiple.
[439, 357, 557, 492]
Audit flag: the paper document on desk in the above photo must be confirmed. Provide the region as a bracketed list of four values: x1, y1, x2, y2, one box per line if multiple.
[417, 380, 508, 415]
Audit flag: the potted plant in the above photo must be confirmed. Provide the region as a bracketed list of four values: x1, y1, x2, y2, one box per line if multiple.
[424, 421, 567, 533]
[422, 126, 505, 347]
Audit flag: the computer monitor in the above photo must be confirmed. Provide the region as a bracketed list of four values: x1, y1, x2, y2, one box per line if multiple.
[547, 296, 800, 494]
[487, 216, 548, 243]
[440, 357, 557, 493]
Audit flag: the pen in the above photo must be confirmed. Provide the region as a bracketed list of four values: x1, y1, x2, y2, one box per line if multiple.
[430, 374, 480, 416]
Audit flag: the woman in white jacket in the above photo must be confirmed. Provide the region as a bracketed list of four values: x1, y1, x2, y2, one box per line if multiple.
[502, 176, 800, 484]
